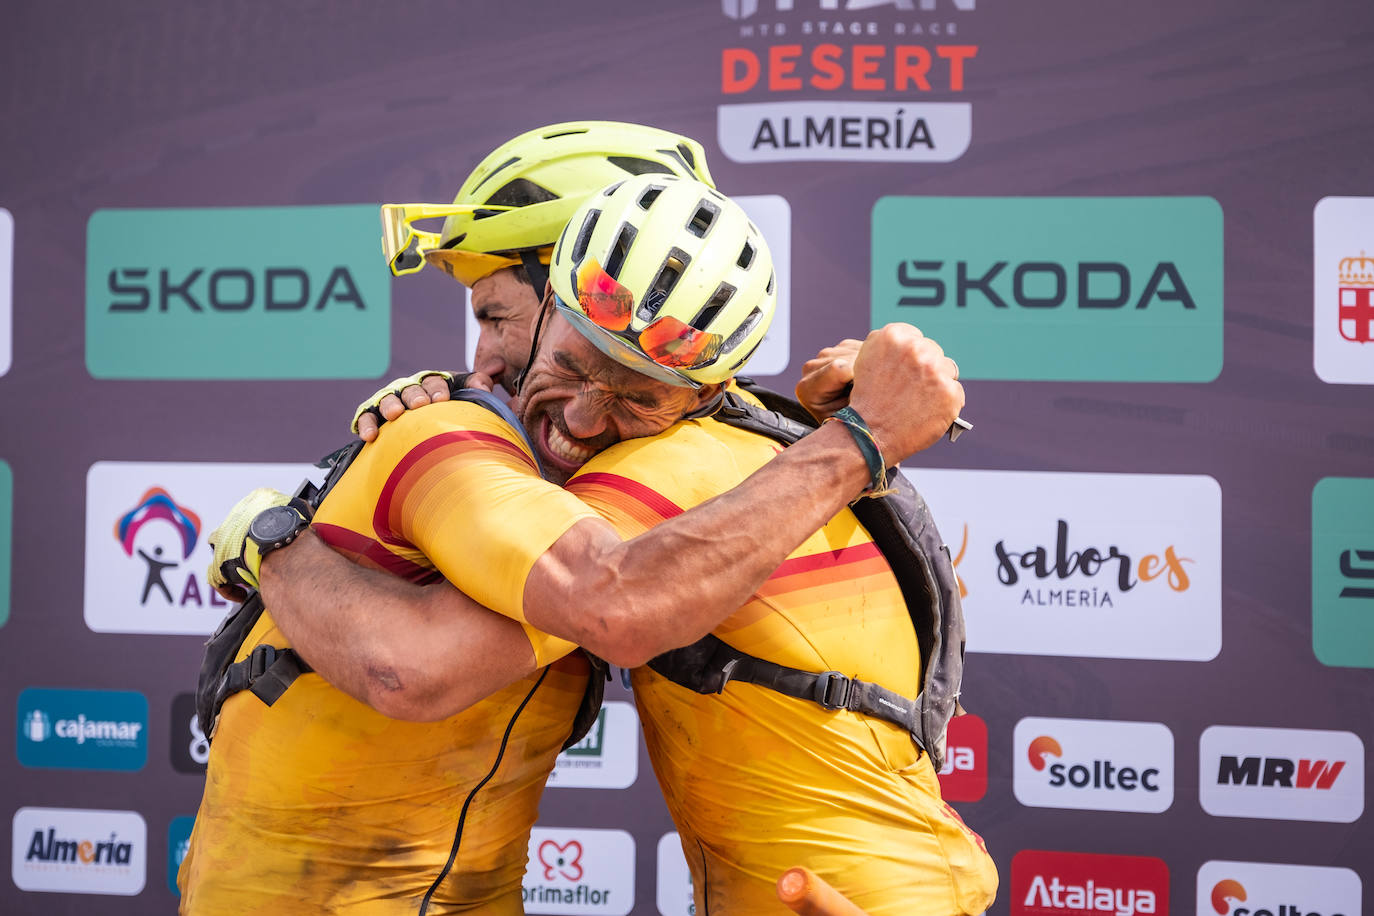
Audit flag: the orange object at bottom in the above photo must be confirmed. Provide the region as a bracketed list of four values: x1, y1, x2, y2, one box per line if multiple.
[778, 867, 872, 916]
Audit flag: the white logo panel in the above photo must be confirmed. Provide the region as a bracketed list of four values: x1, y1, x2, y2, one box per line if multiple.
[523, 827, 635, 915]
[719, 101, 972, 163]
[84, 461, 320, 634]
[912, 469, 1222, 660]
[465, 194, 791, 380]
[1200, 725, 1364, 823]
[1314, 196, 1374, 384]
[12, 807, 146, 895]
[655, 832, 695, 916]
[0, 208, 11, 376]
[549, 701, 640, 790]
[1198, 860, 1362, 916]
[1013, 717, 1174, 813]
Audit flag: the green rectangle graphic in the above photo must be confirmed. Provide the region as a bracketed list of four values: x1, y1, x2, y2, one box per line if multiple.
[87, 206, 390, 379]
[870, 197, 1224, 381]
[1312, 477, 1374, 668]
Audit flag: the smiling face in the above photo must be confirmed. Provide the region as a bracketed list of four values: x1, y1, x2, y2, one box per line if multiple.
[469, 267, 543, 393]
[515, 304, 722, 484]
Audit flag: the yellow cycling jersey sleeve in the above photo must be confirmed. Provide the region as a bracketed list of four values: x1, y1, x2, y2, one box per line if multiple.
[320, 399, 592, 666]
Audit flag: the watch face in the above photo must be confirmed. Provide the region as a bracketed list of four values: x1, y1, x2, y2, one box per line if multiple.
[250, 505, 302, 544]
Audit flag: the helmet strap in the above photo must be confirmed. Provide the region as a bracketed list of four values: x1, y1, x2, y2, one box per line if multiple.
[519, 249, 549, 304]
[512, 292, 554, 396]
[683, 386, 727, 420]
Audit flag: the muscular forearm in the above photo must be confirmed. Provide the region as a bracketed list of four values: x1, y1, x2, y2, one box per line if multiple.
[259, 531, 537, 720]
[524, 420, 872, 666]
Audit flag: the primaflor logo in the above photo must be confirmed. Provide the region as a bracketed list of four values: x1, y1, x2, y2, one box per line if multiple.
[522, 827, 634, 915]
[712, 0, 978, 163]
[1314, 197, 1374, 383]
[1014, 718, 1173, 813]
[912, 469, 1221, 661]
[83, 461, 318, 635]
[12, 807, 147, 895]
[1198, 861, 1361, 916]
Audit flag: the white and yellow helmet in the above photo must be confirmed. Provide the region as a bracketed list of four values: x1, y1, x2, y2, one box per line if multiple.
[549, 174, 775, 388]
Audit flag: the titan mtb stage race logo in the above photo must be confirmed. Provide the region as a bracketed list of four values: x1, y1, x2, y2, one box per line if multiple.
[656, 833, 696, 916]
[83, 461, 318, 635]
[522, 828, 634, 915]
[85, 205, 389, 379]
[1, 207, 12, 377]
[1014, 718, 1173, 814]
[1314, 197, 1374, 384]
[713, 0, 978, 163]
[11, 807, 147, 895]
[913, 469, 1221, 661]
[872, 197, 1224, 381]
[548, 701, 640, 790]
[16, 688, 148, 772]
[937, 712, 987, 802]
[1198, 861, 1362, 916]
[1199, 726, 1364, 823]
[1012, 850, 1169, 916]
[1311, 477, 1374, 668]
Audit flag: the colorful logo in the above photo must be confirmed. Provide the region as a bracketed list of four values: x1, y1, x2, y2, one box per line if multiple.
[1197, 861, 1361, 916]
[114, 488, 202, 605]
[16, 688, 148, 772]
[1011, 850, 1169, 916]
[1314, 196, 1374, 383]
[1200, 725, 1364, 822]
[872, 197, 1224, 381]
[538, 840, 584, 882]
[910, 469, 1222, 661]
[85, 205, 389, 379]
[167, 816, 195, 895]
[1014, 718, 1173, 814]
[937, 713, 987, 802]
[12, 807, 147, 895]
[1312, 477, 1374, 667]
[522, 827, 634, 914]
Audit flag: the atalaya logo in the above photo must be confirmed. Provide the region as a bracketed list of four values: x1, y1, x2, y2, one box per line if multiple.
[937, 712, 987, 802]
[713, 0, 978, 163]
[1311, 477, 1374, 668]
[83, 461, 318, 635]
[16, 688, 148, 771]
[872, 197, 1224, 381]
[1198, 861, 1361, 916]
[1012, 850, 1168, 916]
[1314, 197, 1374, 384]
[522, 827, 634, 915]
[912, 469, 1221, 661]
[548, 701, 640, 790]
[1199, 725, 1364, 823]
[465, 194, 792, 379]
[85, 205, 389, 379]
[1014, 718, 1173, 813]
[12, 807, 147, 895]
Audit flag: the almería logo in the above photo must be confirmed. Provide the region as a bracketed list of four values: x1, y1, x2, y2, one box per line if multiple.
[1336, 251, 1374, 343]
[25, 827, 134, 866]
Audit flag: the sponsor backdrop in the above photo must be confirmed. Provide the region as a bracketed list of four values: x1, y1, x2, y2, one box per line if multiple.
[1, 0, 1371, 912]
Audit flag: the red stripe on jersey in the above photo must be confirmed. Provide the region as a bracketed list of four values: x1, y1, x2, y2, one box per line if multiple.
[568, 472, 686, 520]
[313, 523, 443, 584]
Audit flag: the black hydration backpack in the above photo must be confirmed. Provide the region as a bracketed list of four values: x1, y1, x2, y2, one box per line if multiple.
[646, 380, 968, 770]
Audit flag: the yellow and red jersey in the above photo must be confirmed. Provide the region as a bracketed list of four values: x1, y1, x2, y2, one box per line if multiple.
[569, 417, 999, 916]
[179, 400, 598, 915]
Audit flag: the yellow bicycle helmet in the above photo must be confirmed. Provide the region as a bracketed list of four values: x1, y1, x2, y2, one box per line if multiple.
[549, 174, 775, 388]
[381, 121, 715, 292]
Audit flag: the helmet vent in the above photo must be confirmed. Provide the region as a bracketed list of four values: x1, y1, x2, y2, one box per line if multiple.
[736, 241, 755, 269]
[639, 250, 689, 321]
[687, 201, 720, 238]
[765, 271, 775, 295]
[727, 336, 764, 373]
[721, 306, 763, 353]
[604, 223, 638, 280]
[542, 128, 589, 139]
[661, 147, 693, 175]
[485, 178, 558, 208]
[602, 180, 627, 197]
[676, 142, 697, 169]
[637, 185, 665, 210]
[472, 156, 523, 194]
[693, 283, 736, 331]
[571, 209, 601, 264]
[440, 233, 467, 250]
[608, 156, 676, 177]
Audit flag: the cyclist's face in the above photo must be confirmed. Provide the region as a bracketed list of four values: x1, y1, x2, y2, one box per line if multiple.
[469, 268, 542, 393]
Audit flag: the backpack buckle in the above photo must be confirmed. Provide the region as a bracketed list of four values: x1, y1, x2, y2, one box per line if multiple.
[814, 671, 852, 710]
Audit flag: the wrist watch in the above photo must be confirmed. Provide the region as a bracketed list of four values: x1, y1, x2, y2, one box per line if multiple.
[248, 505, 310, 555]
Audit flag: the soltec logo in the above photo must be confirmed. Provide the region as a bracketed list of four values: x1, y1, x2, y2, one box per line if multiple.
[169, 692, 208, 774]
[872, 197, 1224, 381]
[84, 461, 318, 635]
[1200, 726, 1364, 822]
[522, 827, 634, 915]
[549, 701, 641, 790]
[909, 469, 1221, 661]
[1014, 718, 1172, 813]
[1312, 478, 1374, 668]
[16, 688, 148, 771]
[85, 205, 389, 379]
[1198, 861, 1361, 916]
[12, 807, 147, 895]
[1012, 850, 1168, 916]
[937, 712, 986, 802]
[1314, 197, 1374, 384]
